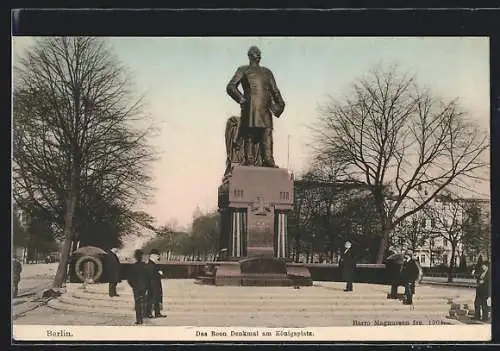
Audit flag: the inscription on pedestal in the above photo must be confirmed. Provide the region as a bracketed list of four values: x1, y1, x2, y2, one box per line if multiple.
[247, 213, 274, 256]
[219, 166, 294, 259]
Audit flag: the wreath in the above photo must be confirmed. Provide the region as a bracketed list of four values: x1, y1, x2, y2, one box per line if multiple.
[75, 255, 104, 283]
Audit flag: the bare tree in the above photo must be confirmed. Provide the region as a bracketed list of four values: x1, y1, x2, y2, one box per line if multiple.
[13, 37, 156, 290]
[311, 63, 489, 263]
[392, 214, 430, 256]
[462, 199, 491, 261]
[424, 194, 468, 282]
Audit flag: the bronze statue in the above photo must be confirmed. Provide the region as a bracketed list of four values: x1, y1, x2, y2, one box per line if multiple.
[224, 116, 265, 176]
[226, 46, 285, 168]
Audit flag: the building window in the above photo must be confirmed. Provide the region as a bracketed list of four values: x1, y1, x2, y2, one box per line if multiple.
[420, 255, 426, 263]
[443, 240, 447, 248]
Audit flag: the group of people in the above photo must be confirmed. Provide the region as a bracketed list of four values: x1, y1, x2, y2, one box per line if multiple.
[105, 247, 166, 325]
[339, 241, 423, 306]
[126, 248, 166, 325]
[385, 247, 423, 306]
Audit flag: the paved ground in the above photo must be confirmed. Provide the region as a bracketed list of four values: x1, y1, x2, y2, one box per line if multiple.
[13, 279, 479, 327]
[12, 263, 58, 318]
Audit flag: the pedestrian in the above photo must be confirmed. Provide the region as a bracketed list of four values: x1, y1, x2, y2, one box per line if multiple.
[146, 249, 166, 318]
[473, 261, 490, 321]
[12, 257, 23, 298]
[126, 249, 149, 325]
[339, 241, 356, 292]
[400, 251, 422, 306]
[106, 247, 121, 297]
[384, 246, 401, 299]
[472, 255, 483, 279]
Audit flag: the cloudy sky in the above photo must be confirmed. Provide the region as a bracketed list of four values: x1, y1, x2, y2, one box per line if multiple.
[12, 36, 490, 230]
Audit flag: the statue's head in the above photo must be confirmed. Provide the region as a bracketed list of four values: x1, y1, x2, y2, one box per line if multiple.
[247, 46, 261, 64]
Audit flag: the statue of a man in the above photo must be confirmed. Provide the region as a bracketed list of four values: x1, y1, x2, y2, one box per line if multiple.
[226, 46, 285, 167]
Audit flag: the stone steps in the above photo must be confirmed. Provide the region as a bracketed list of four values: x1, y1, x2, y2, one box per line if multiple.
[73, 289, 462, 301]
[54, 293, 454, 312]
[69, 295, 467, 305]
[44, 282, 474, 326]
[46, 298, 463, 327]
[48, 298, 453, 317]
[46, 283, 468, 320]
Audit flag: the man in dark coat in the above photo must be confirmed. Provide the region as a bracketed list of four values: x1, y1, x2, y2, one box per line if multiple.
[400, 251, 422, 305]
[472, 255, 484, 280]
[106, 248, 121, 297]
[474, 262, 490, 321]
[339, 241, 356, 292]
[127, 249, 149, 325]
[12, 257, 22, 297]
[146, 249, 166, 318]
[384, 246, 401, 299]
[226, 45, 286, 167]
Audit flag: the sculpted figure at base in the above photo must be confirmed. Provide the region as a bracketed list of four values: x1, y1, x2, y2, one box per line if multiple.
[224, 116, 263, 176]
[226, 46, 285, 168]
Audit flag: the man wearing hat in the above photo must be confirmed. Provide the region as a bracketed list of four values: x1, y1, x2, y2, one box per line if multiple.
[127, 249, 149, 325]
[384, 246, 401, 299]
[339, 241, 356, 292]
[106, 247, 121, 297]
[473, 261, 490, 321]
[400, 251, 422, 305]
[145, 249, 166, 318]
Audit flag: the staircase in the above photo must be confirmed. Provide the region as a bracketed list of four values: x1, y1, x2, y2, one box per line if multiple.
[46, 280, 475, 327]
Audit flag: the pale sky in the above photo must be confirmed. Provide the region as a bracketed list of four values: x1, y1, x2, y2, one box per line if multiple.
[12, 37, 491, 229]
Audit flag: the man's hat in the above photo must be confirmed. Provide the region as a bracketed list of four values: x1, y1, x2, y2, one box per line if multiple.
[150, 249, 160, 255]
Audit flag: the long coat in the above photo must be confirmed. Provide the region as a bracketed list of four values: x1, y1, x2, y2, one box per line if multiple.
[226, 65, 285, 131]
[127, 261, 149, 293]
[476, 267, 490, 298]
[105, 252, 121, 283]
[13, 259, 22, 283]
[339, 248, 356, 282]
[146, 260, 164, 304]
[401, 259, 420, 283]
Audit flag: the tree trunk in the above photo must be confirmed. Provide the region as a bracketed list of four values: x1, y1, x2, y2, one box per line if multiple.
[448, 244, 457, 283]
[51, 188, 78, 289]
[376, 225, 391, 264]
[374, 187, 390, 264]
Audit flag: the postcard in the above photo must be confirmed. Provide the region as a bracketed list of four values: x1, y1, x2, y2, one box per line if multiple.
[12, 34, 491, 342]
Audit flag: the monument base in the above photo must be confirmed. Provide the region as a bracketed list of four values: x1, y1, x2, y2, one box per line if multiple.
[196, 257, 313, 287]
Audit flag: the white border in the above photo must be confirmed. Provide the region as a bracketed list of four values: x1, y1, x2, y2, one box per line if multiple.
[13, 325, 491, 342]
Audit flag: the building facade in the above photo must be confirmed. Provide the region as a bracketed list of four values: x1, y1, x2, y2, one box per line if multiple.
[391, 196, 490, 268]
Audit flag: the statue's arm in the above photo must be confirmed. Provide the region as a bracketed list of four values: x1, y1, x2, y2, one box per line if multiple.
[226, 67, 245, 104]
[267, 69, 285, 117]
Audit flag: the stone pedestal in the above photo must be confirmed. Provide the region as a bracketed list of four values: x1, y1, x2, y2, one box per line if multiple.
[212, 165, 312, 287]
[218, 165, 293, 259]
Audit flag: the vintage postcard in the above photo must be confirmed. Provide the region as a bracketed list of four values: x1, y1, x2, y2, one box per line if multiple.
[12, 34, 491, 342]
